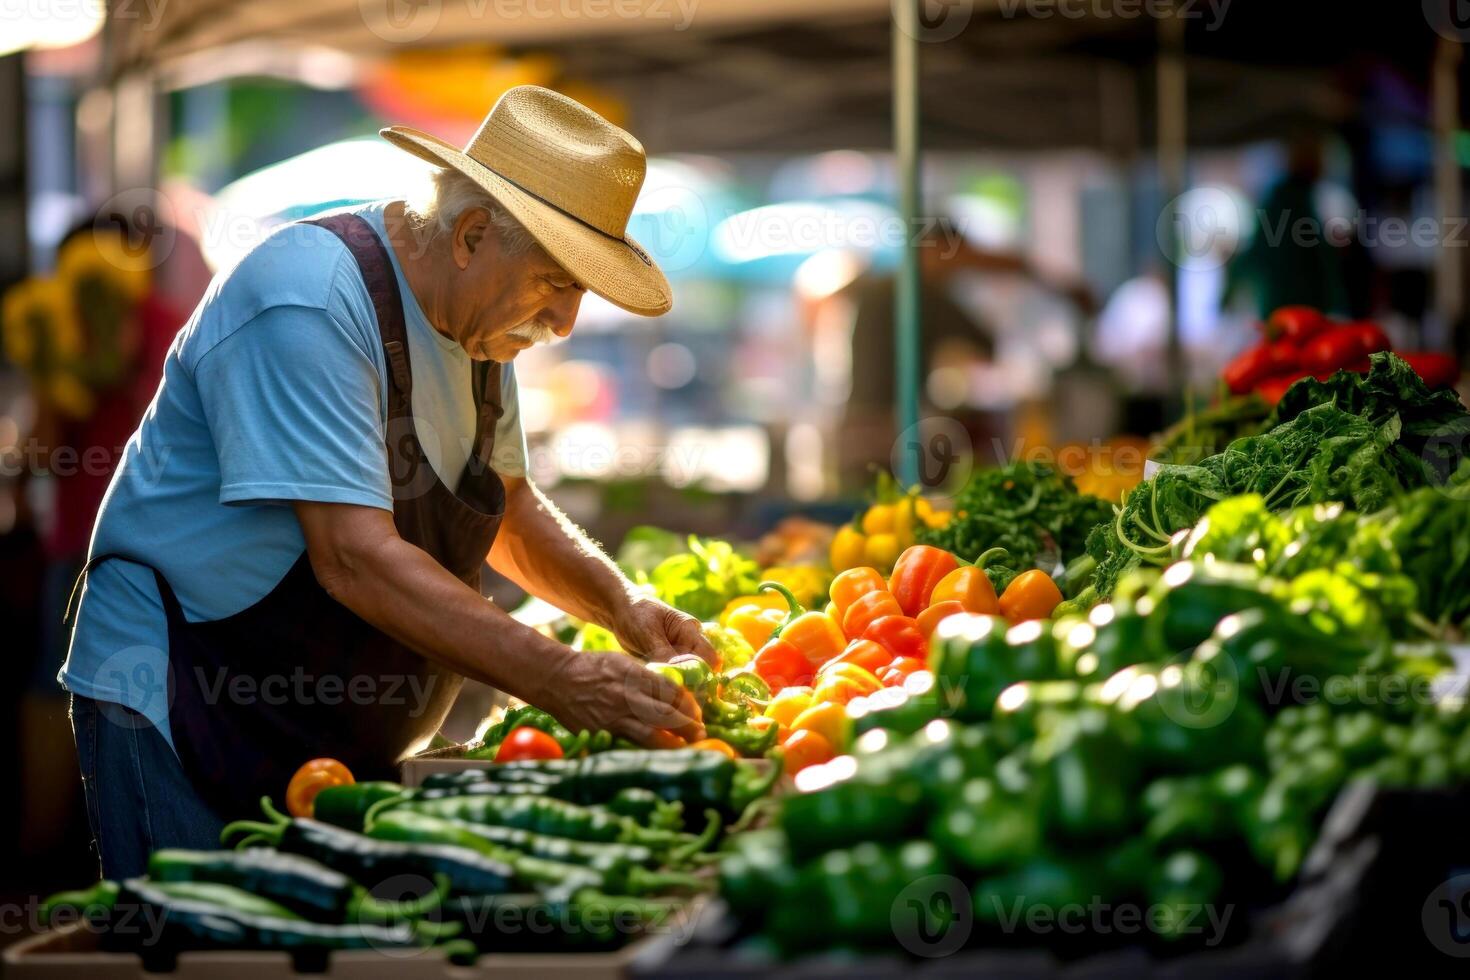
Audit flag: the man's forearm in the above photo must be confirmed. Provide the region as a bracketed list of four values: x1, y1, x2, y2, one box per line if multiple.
[319, 523, 575, 706]
[489, 475, 638, 628]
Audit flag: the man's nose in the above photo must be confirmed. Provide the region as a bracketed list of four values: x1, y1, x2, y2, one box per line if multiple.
[545, 290, 583, 337]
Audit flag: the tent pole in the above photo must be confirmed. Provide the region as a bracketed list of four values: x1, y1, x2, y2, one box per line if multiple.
[892, 0, 922, 487]
[1433, 36, 1463, 344]
[1157, 2, 1186, 410]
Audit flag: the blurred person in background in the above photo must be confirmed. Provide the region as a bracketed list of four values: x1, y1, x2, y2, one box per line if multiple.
[837, 217, 1095, 481]
[1225, 135, 1350, 318]
[60, 86, 715, 879]
[1, 216, 180, 875]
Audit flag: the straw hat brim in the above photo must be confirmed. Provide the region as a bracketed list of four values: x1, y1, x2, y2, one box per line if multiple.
[380, 125, 673, 317]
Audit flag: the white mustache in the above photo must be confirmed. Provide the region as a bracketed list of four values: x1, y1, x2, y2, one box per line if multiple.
[507, 321, 556, 347]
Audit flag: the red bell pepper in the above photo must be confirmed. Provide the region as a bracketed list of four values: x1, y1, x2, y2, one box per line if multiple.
[878, 657, 928, 687]
[862, 615, 927, 662]
[752, 638, 815, 689]
[1301, 322, 1390, 376]
[888, 545, 960, 617]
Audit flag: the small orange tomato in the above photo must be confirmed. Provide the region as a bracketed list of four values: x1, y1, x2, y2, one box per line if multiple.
[930, 565, 1000, 615]
[998, 569, 1065, 621]
[782, 729, 836, 774]
[689, 737, 738, 759]
[916, 599, 966, 638]
[286, 758, 354, 818]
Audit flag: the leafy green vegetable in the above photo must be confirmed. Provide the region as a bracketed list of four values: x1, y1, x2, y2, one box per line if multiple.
[615, 526, 688, 576]
[918, 461, 1111, 594]
[644, 535, 761, 621]
[1150, 394, 1272, 466]
[1088, 355, 1470, 600]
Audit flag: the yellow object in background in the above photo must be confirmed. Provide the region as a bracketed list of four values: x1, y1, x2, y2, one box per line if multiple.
[862, 533, 900, 572]
[830, 525, 867, 572]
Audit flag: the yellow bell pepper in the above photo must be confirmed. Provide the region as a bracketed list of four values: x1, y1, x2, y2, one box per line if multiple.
[862, 533, 900, 572]
[830, 525, 867, 572]
[764, 686, 814, 728]
[892, 496, 916, 550]
[790, 699, 852, 750]
[860, 504, 895, 535]
[717, 605, 787, 652]
[760, 565, 832, 609]
[815, 661, 883, 695]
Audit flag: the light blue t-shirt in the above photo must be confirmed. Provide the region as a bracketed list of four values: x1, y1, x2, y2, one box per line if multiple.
[59, 202, 528, 748]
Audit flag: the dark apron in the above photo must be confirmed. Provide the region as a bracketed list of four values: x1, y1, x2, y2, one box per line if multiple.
[67, 212, 507, 819]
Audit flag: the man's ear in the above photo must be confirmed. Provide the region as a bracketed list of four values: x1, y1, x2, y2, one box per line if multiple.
[452, 207, 491, 270]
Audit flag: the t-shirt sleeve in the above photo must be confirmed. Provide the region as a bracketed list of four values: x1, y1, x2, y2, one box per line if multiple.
[491, 364, 530, 478]
[195, 305, 392, 509]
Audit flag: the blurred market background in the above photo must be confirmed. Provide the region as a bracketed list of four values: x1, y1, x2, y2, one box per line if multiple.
[1, 0, 1468, 902]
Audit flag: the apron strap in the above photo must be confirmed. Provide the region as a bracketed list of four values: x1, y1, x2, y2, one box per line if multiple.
[305, 212, 415, 419]
[471, 361, 505, 469]
[62, 552, 158, 629]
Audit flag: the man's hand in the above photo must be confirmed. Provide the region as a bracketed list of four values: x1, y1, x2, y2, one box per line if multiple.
[612, 597, 720, 668]
[535, 651, 706, 745]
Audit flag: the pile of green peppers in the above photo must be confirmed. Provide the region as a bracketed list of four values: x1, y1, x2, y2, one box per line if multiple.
[733, 557, 1470, 954]
[649, 658, 778, 757]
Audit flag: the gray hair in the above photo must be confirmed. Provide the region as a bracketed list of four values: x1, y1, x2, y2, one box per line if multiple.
[403, 167, 540, 256]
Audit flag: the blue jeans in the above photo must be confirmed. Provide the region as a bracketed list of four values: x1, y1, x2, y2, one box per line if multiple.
[70, 695, 224, 880]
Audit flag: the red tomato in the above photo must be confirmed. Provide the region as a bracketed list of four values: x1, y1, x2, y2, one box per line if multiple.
[1265, 306, 1328, 344]
[820, 639, 894, 677]
[753, 639, 816, 690]
[1399, 351, 1460, 389]
[1222, 344, 1275, 395]
[879, 657, 928, 687]
[781, 729, 835, 774]
[494, 727, 565, 762]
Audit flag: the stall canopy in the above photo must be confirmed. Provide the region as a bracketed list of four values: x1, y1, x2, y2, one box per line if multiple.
[108, 1, 1447, 154]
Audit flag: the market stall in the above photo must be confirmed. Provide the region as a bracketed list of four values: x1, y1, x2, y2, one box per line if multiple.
[5, 0, 1470, 976]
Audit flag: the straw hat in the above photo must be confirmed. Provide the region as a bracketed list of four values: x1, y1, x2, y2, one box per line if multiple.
[381, 85, 671, 316]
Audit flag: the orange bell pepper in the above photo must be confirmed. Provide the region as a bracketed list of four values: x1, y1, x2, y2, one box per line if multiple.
[760, 581, 845, 666]
[828, 567, 887, 624]
[916, 599, 966, 638]
[781, 729, 835, 774]
[889, 545, 960, 616]
[688, 737, 738, 759]
[287, 758, 354, 819]
[752, 638, 815, 689]
[790, 699, 851, 750]
[862, 615, 927, 661]
[841, 589, 903, 640]
[930, 564, 1000, 615]
[811, 675, 868, 706]
[820, 638, 894, 676]
[815, 661, 883, 695]
[878, 657, 928, 687]
[998, 569, 1065, 621]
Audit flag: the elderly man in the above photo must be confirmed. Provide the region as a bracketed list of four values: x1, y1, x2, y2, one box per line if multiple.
[60, 86, 713, 878]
